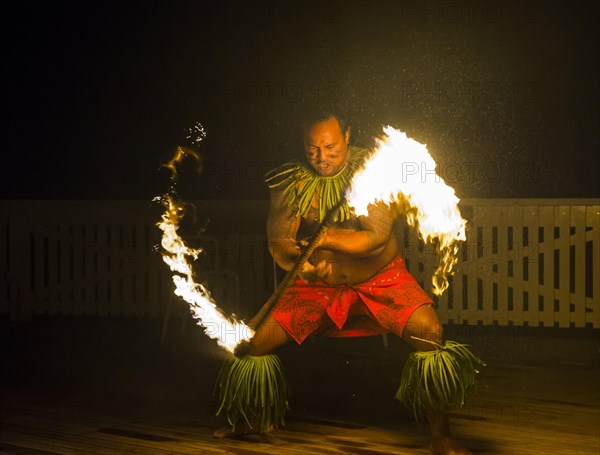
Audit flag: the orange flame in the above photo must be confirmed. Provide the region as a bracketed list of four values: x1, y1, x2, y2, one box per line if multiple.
[347, 126, 466, 296]
[162, 146, 202, 181]
[157, 147, 253, 352]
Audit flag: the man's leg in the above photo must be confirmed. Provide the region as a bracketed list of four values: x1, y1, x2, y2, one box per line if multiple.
[213, 312, 292, 437]
[402, 304, 475, 455]
[244, 312, 293, 355]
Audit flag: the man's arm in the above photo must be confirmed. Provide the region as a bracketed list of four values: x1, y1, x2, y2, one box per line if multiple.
[266, 187, 301, 271]
[317, 203, 395, 257]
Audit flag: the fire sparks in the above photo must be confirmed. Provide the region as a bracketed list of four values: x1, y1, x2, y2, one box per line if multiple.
[346, 126, 466, 296]
[156, 142, 253, 353]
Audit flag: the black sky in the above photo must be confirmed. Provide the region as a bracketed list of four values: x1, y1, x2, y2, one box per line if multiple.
[2, 0, 599, 201]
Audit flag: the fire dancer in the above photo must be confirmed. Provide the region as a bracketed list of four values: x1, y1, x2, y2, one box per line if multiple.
[213, 111, 483, 455]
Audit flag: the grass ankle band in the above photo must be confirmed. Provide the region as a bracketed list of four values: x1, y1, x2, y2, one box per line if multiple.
[215, 354, 288, 433]
[396, 339, 486, 420]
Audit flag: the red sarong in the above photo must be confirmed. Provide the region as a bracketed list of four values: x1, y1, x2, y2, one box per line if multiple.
[271, 256, 433, 344]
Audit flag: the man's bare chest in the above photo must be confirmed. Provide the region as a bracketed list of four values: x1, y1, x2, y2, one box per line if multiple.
[297, 202, 361, 239]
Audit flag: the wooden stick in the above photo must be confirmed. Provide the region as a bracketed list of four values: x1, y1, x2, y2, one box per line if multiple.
[233, 202, 343, 355]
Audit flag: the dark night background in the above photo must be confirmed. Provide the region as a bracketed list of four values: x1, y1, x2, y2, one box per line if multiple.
[1, 3, 599, 451]
[2, 0, 599, 202]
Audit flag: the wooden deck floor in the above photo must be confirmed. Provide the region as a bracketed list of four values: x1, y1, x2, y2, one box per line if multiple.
[0, 320, 598, 454]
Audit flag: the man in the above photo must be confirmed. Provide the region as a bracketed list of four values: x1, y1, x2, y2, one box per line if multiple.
[214, 112, 483, 455]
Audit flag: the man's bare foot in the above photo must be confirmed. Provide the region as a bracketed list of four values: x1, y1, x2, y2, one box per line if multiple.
[212, 420, 273, 438]
[430, 435, 473, 455]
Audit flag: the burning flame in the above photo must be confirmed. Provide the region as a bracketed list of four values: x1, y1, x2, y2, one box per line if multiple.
[162, 146, 202, 182]
[346, 126, 466, 296]
[156, 145, 254, 353]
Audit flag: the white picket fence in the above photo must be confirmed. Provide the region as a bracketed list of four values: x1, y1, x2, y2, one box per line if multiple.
[1, 199, 598, 328]
[400, 199, 600, 328]
[0, 200, 269, 323]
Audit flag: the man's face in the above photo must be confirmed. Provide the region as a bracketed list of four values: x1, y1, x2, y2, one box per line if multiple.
[303, 117, 350, 177]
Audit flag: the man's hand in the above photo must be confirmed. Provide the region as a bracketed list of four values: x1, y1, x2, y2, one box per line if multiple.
[289, 237, 313, 260]
[299, 260, 332, 283]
